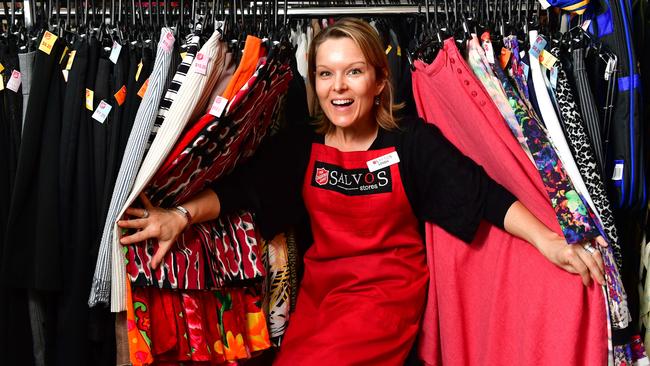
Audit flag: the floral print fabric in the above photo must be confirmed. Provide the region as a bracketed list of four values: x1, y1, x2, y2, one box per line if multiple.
[471, 34, 599, 244]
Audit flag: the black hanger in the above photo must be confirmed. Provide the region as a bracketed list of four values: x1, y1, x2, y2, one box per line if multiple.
[409, 0, 444, 67]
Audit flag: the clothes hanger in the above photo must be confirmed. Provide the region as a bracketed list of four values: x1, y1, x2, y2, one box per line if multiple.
[409, 0, 445, 65]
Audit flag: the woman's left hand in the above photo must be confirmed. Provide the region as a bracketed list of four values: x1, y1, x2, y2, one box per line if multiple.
[117, 194, 189, 269]
[535, 232, 607, 286]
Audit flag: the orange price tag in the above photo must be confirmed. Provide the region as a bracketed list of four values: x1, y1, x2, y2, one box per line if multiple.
[114, 85, 127, 106]
[137, 78, 149, 99]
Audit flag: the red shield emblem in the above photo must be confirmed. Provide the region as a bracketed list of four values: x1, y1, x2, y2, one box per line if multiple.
[315, 168, 329, 186]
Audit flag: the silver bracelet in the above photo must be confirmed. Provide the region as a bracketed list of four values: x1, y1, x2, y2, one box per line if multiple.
[172, 205, 193, 226]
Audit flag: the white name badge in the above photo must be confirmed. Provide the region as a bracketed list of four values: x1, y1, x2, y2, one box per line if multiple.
[367, 151, 400, 172]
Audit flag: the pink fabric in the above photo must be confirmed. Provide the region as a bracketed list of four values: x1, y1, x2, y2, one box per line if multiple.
[412, 38, 607, 365]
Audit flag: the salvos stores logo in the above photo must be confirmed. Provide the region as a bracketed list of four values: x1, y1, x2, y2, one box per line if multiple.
[311, 161, 392, 195]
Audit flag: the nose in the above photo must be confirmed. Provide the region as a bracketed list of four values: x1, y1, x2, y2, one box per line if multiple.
[333, 72, 347, 93]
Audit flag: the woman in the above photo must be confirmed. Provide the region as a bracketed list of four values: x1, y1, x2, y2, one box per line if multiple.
[119, 18, 606, 365]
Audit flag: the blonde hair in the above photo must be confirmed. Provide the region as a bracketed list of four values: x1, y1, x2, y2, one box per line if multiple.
[307, 18, 402, 134]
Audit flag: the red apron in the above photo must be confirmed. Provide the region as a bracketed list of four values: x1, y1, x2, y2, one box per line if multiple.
[274, 143, 428, 365]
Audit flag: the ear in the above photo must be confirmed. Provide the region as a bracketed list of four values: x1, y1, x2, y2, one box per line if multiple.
[375, 78, 387, 97]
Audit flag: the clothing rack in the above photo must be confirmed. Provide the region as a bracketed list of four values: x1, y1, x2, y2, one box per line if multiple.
[22, 4, 423, 15]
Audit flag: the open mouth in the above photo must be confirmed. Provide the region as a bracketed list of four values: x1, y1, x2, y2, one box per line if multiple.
[331, 98, 354, 107]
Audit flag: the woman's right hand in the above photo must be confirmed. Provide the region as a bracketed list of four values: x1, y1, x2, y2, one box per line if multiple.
[117, 193, 189, 270]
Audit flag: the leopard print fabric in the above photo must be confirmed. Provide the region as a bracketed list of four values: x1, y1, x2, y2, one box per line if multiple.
[550, 44, 623, 268]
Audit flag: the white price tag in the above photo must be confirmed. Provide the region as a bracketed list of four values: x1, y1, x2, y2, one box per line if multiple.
[550, 66, 558, 89]
[6, 70, 21, 92]
[367, 151, 400, 172]
[92, 100, 112, 123]
[482, 39, 495, 64]
[208, 96, 229, 117]
[162, 31, 175, 53]
[612, 163, 624, 181]
[109, 41, 122, 64]
[193, 52, 209, 75]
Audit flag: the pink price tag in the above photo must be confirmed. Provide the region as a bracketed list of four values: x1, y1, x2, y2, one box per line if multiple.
[193, 52, 209, 75]
[162, 32, 175, 53]
[208, 96, 228, 117]
[6, 70, 21, 92]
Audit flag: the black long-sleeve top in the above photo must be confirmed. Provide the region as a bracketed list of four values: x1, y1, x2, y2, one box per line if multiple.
[211, 116, 517, 244]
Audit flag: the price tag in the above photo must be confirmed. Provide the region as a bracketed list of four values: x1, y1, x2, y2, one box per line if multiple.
[193, 52, 209, 75]
[385, 45, 392, 55]
[62, 69, 69, 82]
[180, 51, 187, 60]
[38, 31, 58, 55]
[612, 162, 624, 180]
[60, 46, 69, 64]
[550, 67, 558, 89]
[135, 60, 143, 81]
[482, 40, 495, 64]
[137, 78, 149, 98]
[114, 85, 127, 106]
[92, 100, 112, 123]
[109, 41, 122, 64]
[529, 35, 547, 59]
[499, 48, 512, 69]
[66, 50, 76, 70]
[161, 32, 175, 53]
[397, 46, 402, 57]
[208, 96, 228, 117]
[6, 70, 21, 92]
[539, 49, 557, 69]
[0, 63, 5, 73]
[0, 77, 5, 91]
[85, 88, 94, 110]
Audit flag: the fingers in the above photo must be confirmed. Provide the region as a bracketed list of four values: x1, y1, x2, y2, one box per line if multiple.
[576, 247, 605, 286]
[591, 247, 605, 274]
[140, 193, 154, 209]
[125, 207, 149, 219]
[567, 252, 591, 286]
[150, 240, 173, 270]
[594, 236, 609, 248]
[120, 227, 155, 245]
[117, 217, 148, 229]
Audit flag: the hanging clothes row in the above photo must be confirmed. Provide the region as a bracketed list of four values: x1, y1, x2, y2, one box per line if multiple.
[408, 1, 647, 364]
[0, 0, 648, 365]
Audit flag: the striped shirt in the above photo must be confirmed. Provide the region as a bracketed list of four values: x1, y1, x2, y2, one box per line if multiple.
[145, 34, 201, 152]
[109, 30, 227, 312]
[88, 28, 175, 308]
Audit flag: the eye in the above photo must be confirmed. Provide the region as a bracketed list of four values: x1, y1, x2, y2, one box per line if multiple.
[347, 68, 363, 76]
[318, 70, 332, 78]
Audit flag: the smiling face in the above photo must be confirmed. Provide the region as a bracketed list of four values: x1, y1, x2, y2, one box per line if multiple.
[314, 37, 386, 131]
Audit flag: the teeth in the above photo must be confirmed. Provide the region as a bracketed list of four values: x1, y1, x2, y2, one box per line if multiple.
[332, 99, 353, 106]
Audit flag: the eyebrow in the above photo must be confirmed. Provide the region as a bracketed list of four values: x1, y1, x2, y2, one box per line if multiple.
[316, 61, 367, 68]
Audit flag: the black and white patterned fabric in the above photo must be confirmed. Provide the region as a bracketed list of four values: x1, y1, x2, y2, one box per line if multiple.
[550, 43, 622, 267]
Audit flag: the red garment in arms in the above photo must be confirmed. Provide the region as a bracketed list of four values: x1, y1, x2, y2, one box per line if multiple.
[411, 37, 607, 366]
[273, 144, 428, 365]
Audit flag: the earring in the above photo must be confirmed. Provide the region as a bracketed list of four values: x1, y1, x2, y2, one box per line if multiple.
[374, 96, 380, 105]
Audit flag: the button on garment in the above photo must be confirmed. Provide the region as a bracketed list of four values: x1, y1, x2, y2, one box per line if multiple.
[274, 143, 428, 365]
